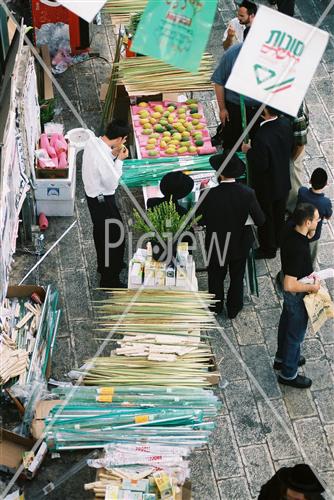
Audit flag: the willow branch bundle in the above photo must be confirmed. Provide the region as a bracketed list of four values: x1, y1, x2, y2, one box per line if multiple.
[114, 55, 214, 93]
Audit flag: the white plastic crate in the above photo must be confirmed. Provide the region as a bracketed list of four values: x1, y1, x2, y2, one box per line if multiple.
[33, 145, 76, 200]
[36, 176, 76, 216]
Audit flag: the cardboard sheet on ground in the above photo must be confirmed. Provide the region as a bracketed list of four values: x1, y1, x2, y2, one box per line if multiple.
[225, 5, 329, 117]
[57, 0, 106, 23]
[132, 0, 218, 73]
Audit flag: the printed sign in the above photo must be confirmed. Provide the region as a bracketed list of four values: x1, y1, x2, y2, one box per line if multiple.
[225, 5, 329, 116]
[57, 0, 106, 23]
[132, 0, 218, 73]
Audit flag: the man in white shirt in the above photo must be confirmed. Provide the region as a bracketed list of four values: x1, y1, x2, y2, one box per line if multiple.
[223, 0, 257, 51]
[82, 119, 130, 288]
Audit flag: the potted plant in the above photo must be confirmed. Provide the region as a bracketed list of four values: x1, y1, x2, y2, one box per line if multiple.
[132, 199, 201, 262]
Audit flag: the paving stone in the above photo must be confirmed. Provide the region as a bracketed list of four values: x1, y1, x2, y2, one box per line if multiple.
[240, 444, 275, 497]
[293, 417, 333, 471]
[318, 242, 334, 268]
[58, 223, 85, 271]
[252, 276, 279, 310]
[324, 345, 334, 368]
[263, 327, 278, 357]
[319, 472, 334, 497]
[224, 380, 265, 446]
[302, 338, 325, 360]
[257, 308, 282, 329]
[218, 477, 252, 500]
[189, 450, 220, 500]
[282, 385, 318, 419]
[305, 127, 324, 158]
[318, 318, 334, 344]
[320, 139, 334, 167]
[274, 457, 305, 471]
[208, 416, 243, 479]
[313, 389, 334, 424]
[306, 358, 334, 390]
[324, 424, 334, 450]
[62, 269, 91, 321]
[258, 400, 300, 460]
[240, 344, 281, 399]
[232, 308, 264, 345]
[51, 337, 75, 380]
[212, 328, 247, 382]
[309, 105, 334, 143]
[71, 320, 99, 368]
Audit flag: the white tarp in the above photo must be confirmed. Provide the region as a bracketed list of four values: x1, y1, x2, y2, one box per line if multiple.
[57, 0, 107, 23]
[225, 5, 329, 116]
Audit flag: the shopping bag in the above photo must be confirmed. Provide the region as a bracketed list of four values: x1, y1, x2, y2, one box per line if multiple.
[303, 286, 334, 334]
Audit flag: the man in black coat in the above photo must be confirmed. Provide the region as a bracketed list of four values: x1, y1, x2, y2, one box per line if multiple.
[197, 152, 265, 318]
[242, 105, 294, 259]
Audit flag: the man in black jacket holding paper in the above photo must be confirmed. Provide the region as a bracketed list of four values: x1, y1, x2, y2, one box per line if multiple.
[242, 105, 294, 259]
[197, 152, 265, 318]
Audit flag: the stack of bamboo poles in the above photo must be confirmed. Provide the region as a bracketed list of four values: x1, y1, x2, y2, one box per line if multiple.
[114, 55, 214, 95]
[78, 289, 218, 386]
[103, 0, 148, 15]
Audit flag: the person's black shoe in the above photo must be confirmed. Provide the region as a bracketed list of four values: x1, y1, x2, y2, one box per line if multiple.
[278, 374, 312, 389]
[273, 356, 306, 371]
[268, 0, 277, 4]
[254, 248, 276, 260]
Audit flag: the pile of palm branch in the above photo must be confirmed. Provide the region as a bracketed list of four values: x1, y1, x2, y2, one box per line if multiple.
[114, 55, 214, 95]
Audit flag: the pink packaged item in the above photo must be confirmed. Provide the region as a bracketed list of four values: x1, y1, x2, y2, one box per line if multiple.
[40, 133, 50, 150]
[38, 157, 58, 168]
[58, 151, 68, 169]
[49, 133, 59, 148]
[54, 139, 67, 155]
[58, 134, 68, 151]
[47, 145, 57, 159]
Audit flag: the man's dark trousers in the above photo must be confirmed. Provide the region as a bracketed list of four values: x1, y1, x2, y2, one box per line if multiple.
[275, 291, 308, 379]
[256, 196, 287, 256]
[86, 194, 125, 286]
[208, 257, 247, 314]
[223, 101, 261, 150]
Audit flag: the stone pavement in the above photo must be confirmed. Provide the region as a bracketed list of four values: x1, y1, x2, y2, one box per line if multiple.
[7, 0, 334, 498]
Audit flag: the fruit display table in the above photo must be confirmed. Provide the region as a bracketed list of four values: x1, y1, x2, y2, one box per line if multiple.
[131, 99, 216, 159]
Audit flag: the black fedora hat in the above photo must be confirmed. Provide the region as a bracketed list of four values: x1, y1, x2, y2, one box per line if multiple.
[278, 465, 325, 494]
[209, 151, 245, 178]
[160, 171, 194, 200]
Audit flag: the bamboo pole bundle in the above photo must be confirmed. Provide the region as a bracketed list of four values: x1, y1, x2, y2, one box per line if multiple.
[114, 55, 214, 94]
[103, 0, 148, 15]
[79, 354, 216, 387]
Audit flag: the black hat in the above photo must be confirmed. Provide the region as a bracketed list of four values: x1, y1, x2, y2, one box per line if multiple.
[209, 151, 245, 178]
[278, 465, 325, 494]
[160, 171, 194, 200]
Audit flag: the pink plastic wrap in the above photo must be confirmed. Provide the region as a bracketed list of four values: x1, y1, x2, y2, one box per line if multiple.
[47, 145, 57, 159]
[58, 151, 68, 168]
[40, 133, 50, 150]
[49, 133, 59, 148]
[38, 157, 58, 168]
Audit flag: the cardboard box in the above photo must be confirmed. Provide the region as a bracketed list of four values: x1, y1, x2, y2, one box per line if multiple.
[31, 400, 63, 439]
[6, 285, 46, 302]
[0, 428, 35, 471]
